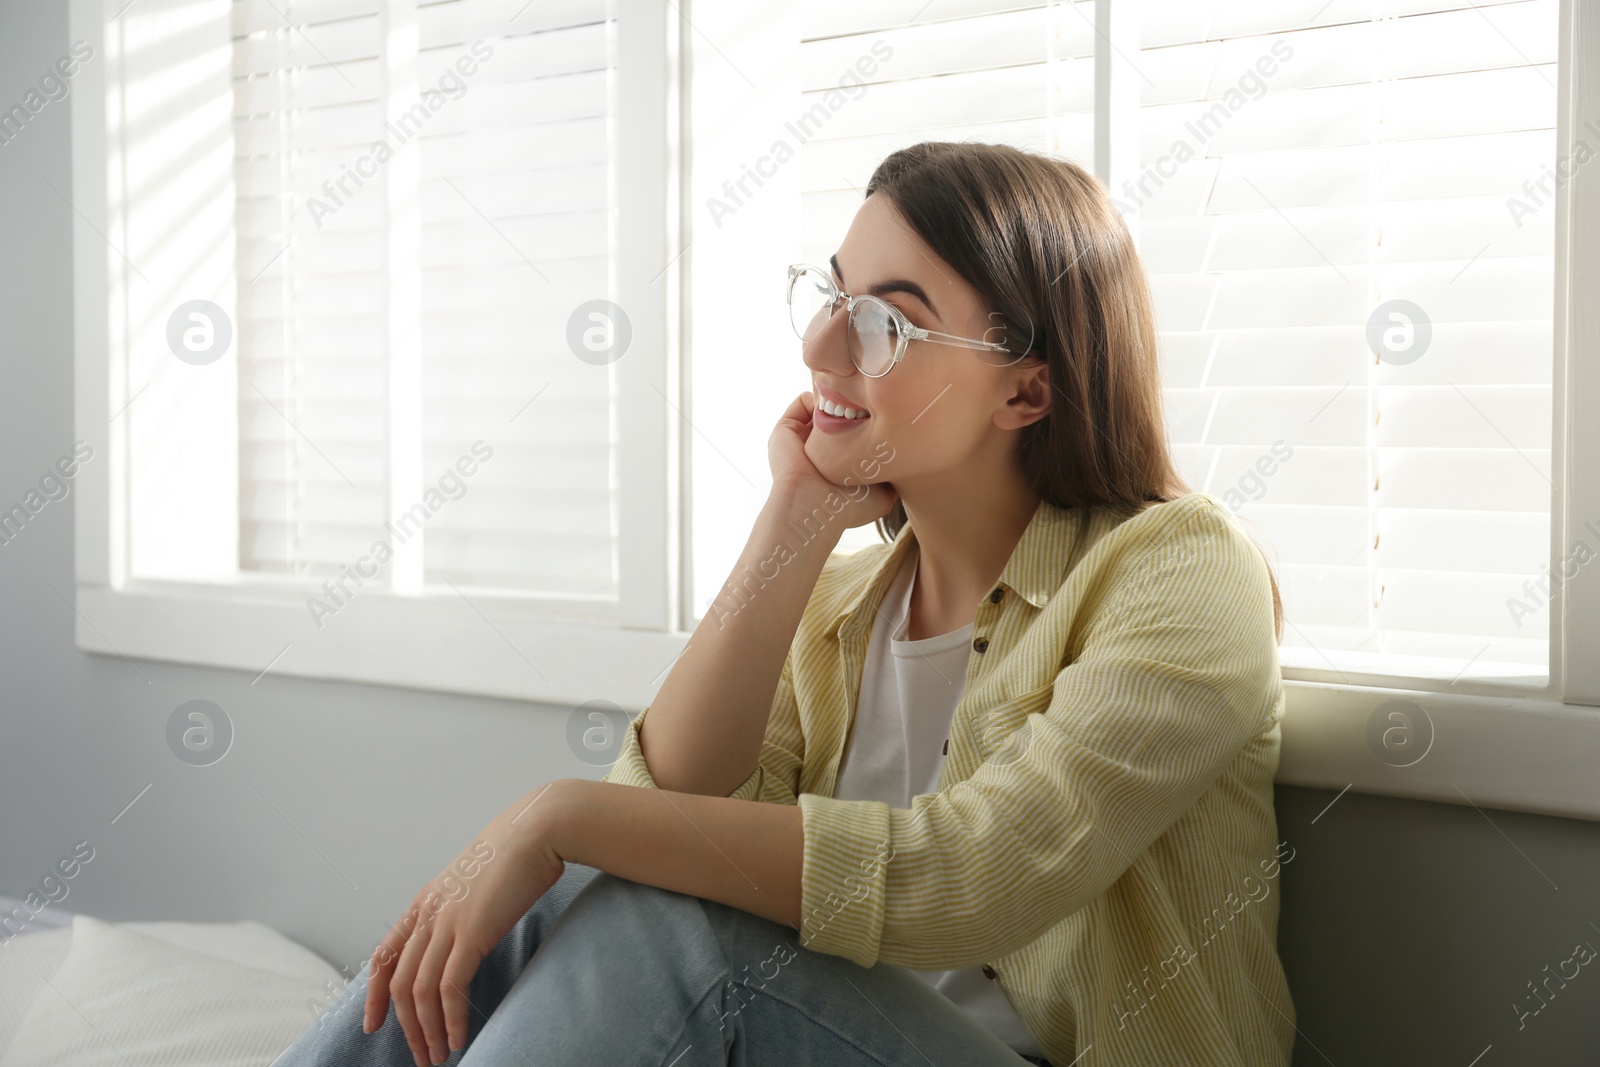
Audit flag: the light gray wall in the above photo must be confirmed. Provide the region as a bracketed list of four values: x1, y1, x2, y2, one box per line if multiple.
[3, 4, 1597, 1064]
[1275, 784, 1600, 1064]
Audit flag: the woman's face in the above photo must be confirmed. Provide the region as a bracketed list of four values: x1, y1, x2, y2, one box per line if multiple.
[801, 193, 1049, 493]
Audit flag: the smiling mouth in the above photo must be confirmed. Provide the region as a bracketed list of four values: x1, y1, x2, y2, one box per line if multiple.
[816, 396, 869, 420]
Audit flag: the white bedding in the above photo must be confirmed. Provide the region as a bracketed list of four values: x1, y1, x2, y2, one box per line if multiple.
[0, 904, 345, 1066]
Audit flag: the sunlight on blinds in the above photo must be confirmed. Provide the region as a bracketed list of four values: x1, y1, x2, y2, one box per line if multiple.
[1139, 0, 1557, 682]
[121, 0, 240, 583]
[691, 0, 1558, 687]
[231, 0, 618, 596]
[233, 0, 389, 579]
[417, 0, 616, 596]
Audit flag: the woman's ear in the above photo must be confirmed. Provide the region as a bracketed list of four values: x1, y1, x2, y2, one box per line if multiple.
[997, 359, 1051, 430]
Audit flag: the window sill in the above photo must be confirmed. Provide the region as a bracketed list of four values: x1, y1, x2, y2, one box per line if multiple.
[1277, 679, 1600, 823]
[74, 584, 1600, 822]
[73, 581, 685, 709]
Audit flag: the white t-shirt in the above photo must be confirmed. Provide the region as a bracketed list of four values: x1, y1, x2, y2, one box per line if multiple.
[831, 547, 1044, 1059]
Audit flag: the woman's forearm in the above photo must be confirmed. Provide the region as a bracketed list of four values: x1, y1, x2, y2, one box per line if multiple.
[545, 777, 804, 931]
[640, 493, 843, 796]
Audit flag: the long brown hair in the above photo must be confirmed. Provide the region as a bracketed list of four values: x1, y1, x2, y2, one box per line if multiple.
[863, 141, 1284, 643]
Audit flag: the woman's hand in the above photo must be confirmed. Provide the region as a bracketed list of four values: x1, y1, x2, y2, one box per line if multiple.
[364, 783, 567, 1067]
[768, 391, 898, 530]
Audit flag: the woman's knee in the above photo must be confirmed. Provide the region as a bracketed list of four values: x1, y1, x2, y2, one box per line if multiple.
[561, 871, 699, 925]
[534, 872, 731, 990]
[274, 866, 609, 1066]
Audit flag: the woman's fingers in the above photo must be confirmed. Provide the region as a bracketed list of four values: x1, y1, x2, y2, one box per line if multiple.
[360, 874, 495, 1061]
[412, 924, 456, 1064]
[363, 948, 389, 1032]
[364, 911, 412, 1033]
[782, 388, 811, 417]
[770, 392, 823, 490]
[390, 913, 435, 1067]
[440, 943, 483, 1052]
[359, 799, 563, 1062]
[363, 895, 464, 1065]
[776, 390, 815, 434]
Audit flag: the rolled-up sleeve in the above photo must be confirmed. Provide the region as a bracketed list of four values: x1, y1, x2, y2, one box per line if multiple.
[602, 650, 805, 805]
[796, 499, 1280, 970]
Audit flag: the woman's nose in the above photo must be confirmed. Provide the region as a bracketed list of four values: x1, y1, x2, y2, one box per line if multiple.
[800, 302, 854, 377]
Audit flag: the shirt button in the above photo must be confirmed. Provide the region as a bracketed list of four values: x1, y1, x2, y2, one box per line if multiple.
[973, 636, 989, 653]
[989, 587, 1003, 603]
[982, 964, 997, 980]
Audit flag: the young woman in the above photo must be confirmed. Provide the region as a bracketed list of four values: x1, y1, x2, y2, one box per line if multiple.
[274, 141, 1294, 1067]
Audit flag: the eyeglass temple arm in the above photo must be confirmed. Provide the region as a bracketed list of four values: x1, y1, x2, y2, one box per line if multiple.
[904, 324, 1015, 354]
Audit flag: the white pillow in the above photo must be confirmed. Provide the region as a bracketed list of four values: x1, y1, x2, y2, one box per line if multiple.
[0, 919, 347, 1055]
[116, 919, 347, 988]
[0, 927, 73, 1051]
[0, 915, 341, 1067]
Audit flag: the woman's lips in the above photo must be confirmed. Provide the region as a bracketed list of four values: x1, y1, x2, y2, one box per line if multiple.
[812, 383, 870, 432]
[813, 405, 870, 433]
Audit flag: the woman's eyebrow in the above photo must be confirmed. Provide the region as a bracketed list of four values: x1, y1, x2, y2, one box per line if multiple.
[830, 253, 941, 322]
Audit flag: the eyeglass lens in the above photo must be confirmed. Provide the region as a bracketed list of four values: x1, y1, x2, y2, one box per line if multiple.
[789, 267, 899, 375]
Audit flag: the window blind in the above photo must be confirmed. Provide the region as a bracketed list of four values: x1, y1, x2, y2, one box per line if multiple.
[234, 0, 389, 579]
[777, 0, 1555, 682]
[231, 0, 618, 597]
[1137, 0, 1555, 680]
[415, 0, 615, 596]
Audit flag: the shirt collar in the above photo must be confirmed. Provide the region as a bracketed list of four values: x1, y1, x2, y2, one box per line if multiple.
[834, 498, 1081, 634]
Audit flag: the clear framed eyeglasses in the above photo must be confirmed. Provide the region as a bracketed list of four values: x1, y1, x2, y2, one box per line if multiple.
[786, 263, 1034, 378]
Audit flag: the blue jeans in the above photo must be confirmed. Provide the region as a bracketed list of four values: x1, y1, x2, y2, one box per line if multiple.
[272, 862, 1052, 1067]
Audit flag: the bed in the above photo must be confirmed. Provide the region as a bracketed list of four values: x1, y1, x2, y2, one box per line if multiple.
[0, 896, 345, 1065]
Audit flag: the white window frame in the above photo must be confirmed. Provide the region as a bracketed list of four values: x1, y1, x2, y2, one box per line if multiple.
[68, 0, 1600, 819]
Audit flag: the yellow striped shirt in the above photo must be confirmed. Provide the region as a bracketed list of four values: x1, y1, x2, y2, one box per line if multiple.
[604, 492, 1296, 1065]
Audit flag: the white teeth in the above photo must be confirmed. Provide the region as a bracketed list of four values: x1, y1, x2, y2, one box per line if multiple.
[819, 396, 868, 419]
